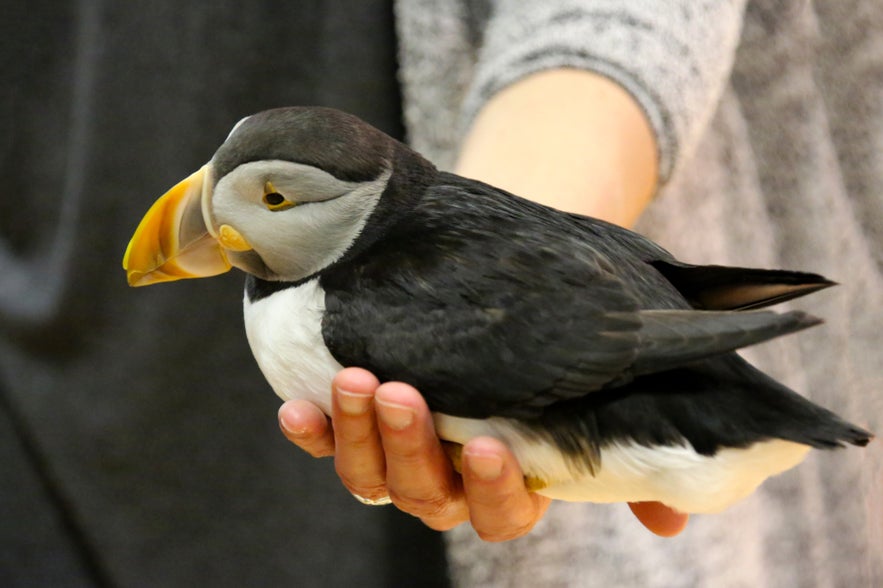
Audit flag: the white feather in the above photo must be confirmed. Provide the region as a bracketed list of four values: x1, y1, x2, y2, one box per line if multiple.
[224, 115, 251, 142]
[433, 413, 810, 514]
[244, 279, 342, 414]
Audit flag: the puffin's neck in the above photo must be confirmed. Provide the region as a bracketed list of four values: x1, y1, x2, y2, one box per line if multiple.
[357, 142, 438, 247]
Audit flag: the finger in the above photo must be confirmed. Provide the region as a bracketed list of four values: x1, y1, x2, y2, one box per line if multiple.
[628, 501, 690, 537]
[374, 382, 468, 530]
[461, 436, 551, 542]
[278, 399, 335, 457]
[331, 368, 389, 502]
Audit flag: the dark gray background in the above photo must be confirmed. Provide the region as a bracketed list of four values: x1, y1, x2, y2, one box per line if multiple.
[0, 1, 448, 586]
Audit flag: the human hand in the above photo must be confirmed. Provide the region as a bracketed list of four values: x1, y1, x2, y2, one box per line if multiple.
[278, 367, 688, 540]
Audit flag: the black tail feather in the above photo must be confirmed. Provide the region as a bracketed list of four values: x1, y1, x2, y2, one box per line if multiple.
[547, 354, 875, 460]
[651, 260, 836, 310]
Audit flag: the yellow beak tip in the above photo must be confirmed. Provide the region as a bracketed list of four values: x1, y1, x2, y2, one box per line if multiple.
[126, 270, 150, 287]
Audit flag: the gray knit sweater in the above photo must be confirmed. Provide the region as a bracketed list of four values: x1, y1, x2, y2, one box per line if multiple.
[395, 1, 883, 586]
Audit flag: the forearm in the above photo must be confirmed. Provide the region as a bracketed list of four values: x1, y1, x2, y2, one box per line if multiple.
[454, 69, 658, 229]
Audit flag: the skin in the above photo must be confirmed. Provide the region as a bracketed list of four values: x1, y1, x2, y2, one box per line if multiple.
[279, 69, 689, 540]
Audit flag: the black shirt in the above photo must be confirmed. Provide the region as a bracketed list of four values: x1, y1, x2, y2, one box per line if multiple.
[0, 1, 446, 585]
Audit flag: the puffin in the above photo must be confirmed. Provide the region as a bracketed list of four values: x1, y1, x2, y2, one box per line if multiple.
[123, 106, 871, 514]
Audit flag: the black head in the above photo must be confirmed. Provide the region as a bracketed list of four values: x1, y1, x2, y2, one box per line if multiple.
[212, 106, 397, 184]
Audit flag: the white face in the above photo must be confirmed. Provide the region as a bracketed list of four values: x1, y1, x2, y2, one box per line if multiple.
[208, 159, 391, 281]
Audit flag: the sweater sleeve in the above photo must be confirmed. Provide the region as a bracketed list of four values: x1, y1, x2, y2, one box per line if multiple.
[464, 0, 747, 182]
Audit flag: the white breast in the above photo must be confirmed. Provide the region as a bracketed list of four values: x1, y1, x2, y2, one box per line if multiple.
[243, 278, 343, 414]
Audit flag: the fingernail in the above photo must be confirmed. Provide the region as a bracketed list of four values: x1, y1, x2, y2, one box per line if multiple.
[464, 452, 504, 482]
[375, 399, 414, 431]
[278, 407, 308, 437]
[337, 388, 372, 416]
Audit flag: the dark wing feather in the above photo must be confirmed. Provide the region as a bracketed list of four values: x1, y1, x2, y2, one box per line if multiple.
[321, 227, 643, 419]
[624, 309, 822, 377]
[557, 215, 837, 311]
[650, 260, 836, 310]
[319, 177, 659, 419]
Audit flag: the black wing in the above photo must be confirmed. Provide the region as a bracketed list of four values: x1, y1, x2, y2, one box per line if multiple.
[320, 214, 643, 419]
[319, 175, 823, 419]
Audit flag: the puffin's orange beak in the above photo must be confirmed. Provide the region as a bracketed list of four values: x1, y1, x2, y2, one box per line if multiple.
[123, 165, 231, 287]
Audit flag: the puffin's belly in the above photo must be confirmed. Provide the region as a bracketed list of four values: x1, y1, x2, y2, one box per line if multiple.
[434, 413, 811, 514]
[539, 438, 811, 513]
[243, 278, 342, 414]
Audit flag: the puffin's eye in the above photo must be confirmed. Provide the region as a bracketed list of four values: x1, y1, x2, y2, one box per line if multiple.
[262, 182, 296, 211]
[264, 192, 285, 206]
